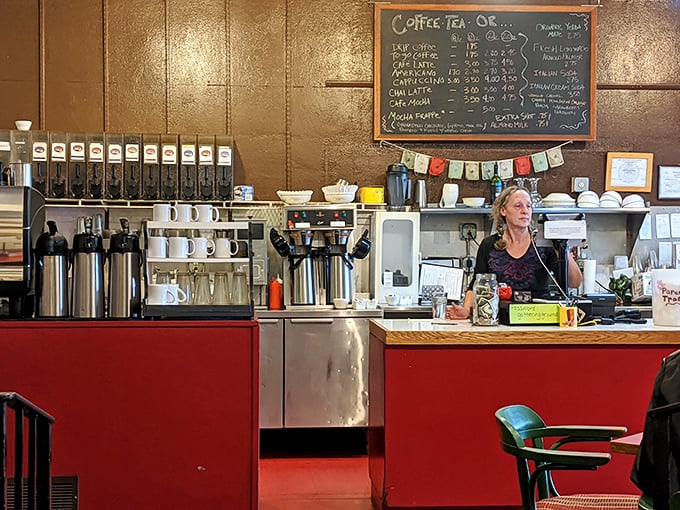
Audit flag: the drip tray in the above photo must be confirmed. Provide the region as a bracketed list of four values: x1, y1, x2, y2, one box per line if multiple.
[143, 303, 253, 320]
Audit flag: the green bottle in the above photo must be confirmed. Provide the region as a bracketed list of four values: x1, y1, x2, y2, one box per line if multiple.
[490, 163, 503, 203]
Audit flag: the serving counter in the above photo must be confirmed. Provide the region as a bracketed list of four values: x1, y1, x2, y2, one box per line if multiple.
[368, 319, 680, 510]
[0, 320, 259, 510]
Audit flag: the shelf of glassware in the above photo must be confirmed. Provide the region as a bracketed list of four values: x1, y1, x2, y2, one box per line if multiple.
[145, 220, 250, 264]
[143, 220, 254, 320]
[418, 206, 650, 215]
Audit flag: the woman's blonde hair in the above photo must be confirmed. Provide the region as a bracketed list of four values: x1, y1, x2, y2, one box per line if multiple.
[492, 185, 532, 250]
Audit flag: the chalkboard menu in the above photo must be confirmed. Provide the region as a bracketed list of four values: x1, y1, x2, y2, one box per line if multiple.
[374, 4, 597, 141]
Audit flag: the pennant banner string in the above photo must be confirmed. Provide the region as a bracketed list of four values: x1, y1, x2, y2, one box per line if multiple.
[378, 140, 573, 164]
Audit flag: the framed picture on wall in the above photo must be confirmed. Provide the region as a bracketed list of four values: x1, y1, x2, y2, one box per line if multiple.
[658, 165, 680, 199]
[605, 152, 654, 192]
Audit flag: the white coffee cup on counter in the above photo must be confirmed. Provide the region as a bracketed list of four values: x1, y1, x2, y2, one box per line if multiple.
[191, 237, 215, 258]
[173, 203, 198, 223]
[166, 284, 188, 305]
[152, 203, 177, 222]
[147, 236, 169, 258]
[214, 238, 239, 258]
[168, 236, 195, 259]
[146, 283, 175, 305]
[195, 204, 220, 223]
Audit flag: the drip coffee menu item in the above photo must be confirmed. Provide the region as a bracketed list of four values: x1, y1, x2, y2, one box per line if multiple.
[374, 4, 597, 141]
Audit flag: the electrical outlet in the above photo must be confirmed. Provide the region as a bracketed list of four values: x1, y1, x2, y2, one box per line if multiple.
[571, 177, 589, 193]
[460, 223, 477, 240]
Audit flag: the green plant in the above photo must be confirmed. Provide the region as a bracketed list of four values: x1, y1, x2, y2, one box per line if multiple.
[609, 275, 632, 305]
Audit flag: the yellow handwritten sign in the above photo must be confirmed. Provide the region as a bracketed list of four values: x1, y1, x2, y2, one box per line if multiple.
[508, 304, 561, 324]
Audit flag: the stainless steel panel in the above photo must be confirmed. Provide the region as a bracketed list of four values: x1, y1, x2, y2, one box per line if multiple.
[259, 318, 283, 428]
[0, 187, 25, 268]
[284, 317, 369, 428]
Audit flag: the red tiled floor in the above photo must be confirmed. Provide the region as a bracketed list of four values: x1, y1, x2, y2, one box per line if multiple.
[260, 456, 373, 510]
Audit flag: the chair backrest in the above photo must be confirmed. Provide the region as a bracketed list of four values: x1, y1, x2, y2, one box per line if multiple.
[495, 404, 552, 510]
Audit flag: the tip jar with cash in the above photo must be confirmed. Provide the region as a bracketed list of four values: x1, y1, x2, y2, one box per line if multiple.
[472, 273, 499, 326]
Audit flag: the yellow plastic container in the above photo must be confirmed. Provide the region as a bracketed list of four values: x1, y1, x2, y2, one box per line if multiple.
[358, 186, 384, 204]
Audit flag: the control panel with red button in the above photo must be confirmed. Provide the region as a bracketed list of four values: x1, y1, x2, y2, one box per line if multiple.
[283, 205, 356, 230]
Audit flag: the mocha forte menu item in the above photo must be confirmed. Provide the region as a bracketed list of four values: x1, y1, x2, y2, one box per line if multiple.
[374, 4, 597, 141]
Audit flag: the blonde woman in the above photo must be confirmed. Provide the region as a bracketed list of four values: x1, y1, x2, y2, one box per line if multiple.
[461, 185, 583, 314]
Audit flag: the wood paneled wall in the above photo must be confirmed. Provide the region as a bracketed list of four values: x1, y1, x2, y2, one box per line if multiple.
[1, 0, 679, 204]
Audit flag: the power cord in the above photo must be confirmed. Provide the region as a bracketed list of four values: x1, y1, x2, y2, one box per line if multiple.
[530, 229, 576, 307]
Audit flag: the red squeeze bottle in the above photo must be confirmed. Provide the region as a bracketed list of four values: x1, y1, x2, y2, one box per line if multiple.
[268, 276, 283, 310]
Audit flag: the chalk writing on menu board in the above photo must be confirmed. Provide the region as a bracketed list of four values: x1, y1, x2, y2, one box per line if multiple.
[374, 4, 597, 141]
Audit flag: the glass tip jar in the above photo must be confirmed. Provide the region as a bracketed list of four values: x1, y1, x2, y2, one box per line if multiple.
[472, 273, 499, 326]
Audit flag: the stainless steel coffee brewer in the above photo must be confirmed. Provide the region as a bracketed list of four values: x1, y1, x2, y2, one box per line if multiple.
[0, 177, 45, 318]
[71, 217, 105, 318]
[270, 204, 368, 307]
[34, 220, 69, 317]
[108, 218, 142, 318]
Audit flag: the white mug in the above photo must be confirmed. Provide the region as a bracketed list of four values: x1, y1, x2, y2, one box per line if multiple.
[214, 238, 239, 258]
[191, 237, 216, 258]
[168, 237, 195, 259]
[173, 203, 198, 223]
[147, 236, 168, 258]
[152, 203, 177, 222]
[439, 183, 459, 208]
[146, 283, 175, 305]
[166, 284, 188, 305]
[195, 204, 220, 223]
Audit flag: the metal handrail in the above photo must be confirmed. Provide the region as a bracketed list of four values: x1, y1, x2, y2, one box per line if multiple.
[0, 392, 54, 510]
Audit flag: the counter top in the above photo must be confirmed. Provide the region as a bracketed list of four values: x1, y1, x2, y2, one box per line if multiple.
[370, 318, 680, 345]
[256, 308, 383, 319]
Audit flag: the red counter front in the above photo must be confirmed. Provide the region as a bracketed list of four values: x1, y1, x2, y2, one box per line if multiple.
[1, 320, 259, 510]
[369, 319, 680, 509]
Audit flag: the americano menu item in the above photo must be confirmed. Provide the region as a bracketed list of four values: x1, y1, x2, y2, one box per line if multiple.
[374, 4, 597, 141]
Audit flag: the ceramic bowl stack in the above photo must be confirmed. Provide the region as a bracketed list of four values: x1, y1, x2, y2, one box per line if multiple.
[600, 190, 623, 208]
[277, 190, 313, 205]
[322, 183, 358, 204]
[622, 193, 645, 209]
[541, 192, 576, 208]
[577, 191, 600, 208]
[462, 197, 485, 207]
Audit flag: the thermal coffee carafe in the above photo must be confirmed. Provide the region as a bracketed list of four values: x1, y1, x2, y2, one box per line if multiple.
[288, 230, 316, 305]
[71, 217, 105, 318]
[385, 163, 412, 210]
[107, 218, 142, 318]
[34, 220, 69, 318]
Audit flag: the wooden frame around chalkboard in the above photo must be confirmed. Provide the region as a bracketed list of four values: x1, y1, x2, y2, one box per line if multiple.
[373, 4, 598, 142]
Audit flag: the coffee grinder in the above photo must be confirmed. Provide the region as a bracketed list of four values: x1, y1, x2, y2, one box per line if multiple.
[270, 204, 367, 307]
[0, 170, 45, 318]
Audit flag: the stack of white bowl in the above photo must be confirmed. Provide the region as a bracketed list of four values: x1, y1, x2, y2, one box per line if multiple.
[322, 184, 358, 203]
[577, 191, 600, 208]
[599, 190, 622, 208]
[542, 192, 576, 208]
[621, 193, 645, 208]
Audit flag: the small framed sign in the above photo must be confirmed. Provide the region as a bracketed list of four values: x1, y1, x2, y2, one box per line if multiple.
[658, 165, 680, 200]
[605, 152, 654, 192]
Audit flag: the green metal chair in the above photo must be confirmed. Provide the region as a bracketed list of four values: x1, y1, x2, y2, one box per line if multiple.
[495, 404, 640, 510]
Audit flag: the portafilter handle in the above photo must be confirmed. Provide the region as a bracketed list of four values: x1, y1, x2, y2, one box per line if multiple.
[350, 229, 371, 260]
[269, 227, 290, 257]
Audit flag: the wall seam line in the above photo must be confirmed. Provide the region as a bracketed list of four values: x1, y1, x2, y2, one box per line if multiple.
[285, 0, 291, 189]
[38, 0, 45, 128]
[102, 0, 108, 131]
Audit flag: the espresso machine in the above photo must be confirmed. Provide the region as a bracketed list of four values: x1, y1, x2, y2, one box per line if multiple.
[270, 204, 369, 307]
[0, 167, 45, 318]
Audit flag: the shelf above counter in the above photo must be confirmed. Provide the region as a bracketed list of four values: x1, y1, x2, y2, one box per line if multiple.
[418, 206, 650, 215]
[146, 257, 250, 264]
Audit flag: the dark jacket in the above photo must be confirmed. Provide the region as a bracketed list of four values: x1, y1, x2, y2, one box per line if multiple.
[632, 349, 680, 510]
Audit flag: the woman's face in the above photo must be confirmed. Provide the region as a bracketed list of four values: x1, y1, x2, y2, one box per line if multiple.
[501, 189, 532, 230]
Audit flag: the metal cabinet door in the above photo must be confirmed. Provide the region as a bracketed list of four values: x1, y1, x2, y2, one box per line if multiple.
[284, 317, 369, 427]
[258, 318, 283, 428]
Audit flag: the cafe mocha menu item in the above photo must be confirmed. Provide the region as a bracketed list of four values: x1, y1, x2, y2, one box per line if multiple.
[374, 4, 597, 141]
